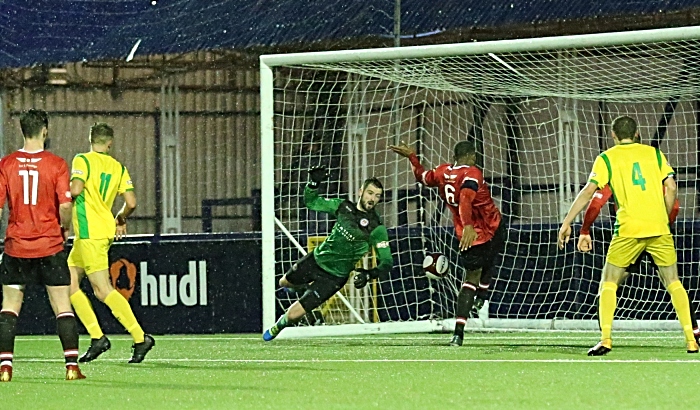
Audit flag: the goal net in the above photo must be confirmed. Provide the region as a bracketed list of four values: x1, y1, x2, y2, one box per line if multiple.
[260, 26, 700, 336]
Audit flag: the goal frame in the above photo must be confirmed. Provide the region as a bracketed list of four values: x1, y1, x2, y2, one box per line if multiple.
[260, 25, 700, 336]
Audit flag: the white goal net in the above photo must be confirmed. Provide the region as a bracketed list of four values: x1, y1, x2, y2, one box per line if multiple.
[260, 26, 700, 335]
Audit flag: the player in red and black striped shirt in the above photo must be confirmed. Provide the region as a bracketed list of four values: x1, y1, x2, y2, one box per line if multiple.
[392, 140, 506, 346]
[579, 184, 700, 343]
[0, 109, 85, 381]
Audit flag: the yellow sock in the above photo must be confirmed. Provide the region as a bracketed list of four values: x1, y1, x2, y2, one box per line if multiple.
[104, 290, 145, 343]
[599, 282, 618, 343]
[667, 280, 695, 343]
[70, 290, 104, 339]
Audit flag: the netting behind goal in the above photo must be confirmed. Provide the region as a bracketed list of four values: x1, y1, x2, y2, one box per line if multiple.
[262, 27, 700, 334]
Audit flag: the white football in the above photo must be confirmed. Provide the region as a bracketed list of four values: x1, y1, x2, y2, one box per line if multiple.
[423, 252, 449, 280]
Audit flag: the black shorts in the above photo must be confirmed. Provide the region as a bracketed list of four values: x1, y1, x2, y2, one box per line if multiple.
[285, 252, 348, 313]
[1, 251, 71, 286]
[459, 221, 507, 272]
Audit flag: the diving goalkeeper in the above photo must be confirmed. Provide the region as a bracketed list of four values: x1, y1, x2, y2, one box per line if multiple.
[263, 167, 393, 341]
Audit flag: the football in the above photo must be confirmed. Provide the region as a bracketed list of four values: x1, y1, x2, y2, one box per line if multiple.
[423, 252, 449, 280]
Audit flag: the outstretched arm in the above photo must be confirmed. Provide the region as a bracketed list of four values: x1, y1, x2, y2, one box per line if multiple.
[304, 185, 343, 214]
[389, 142, 440, 187]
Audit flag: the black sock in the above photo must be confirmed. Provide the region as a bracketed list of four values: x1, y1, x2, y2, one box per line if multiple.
[454, 283, 477, 336]
[690, 300, 699, 331]
[476, 266, 492, 300]
[0, 311, 18, 368]
[56, 312, 79, 366]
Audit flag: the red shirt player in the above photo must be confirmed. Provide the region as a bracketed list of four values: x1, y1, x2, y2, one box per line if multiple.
[0, 109, 85, 382]
[391, 140, 505, 347]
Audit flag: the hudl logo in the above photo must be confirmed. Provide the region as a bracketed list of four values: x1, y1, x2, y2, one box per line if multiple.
[110, 259, 137, 300]
[140, 261, 208, 307]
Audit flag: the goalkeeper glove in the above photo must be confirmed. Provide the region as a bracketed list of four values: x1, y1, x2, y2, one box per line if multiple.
[353, 268, 379, 288]
[308, 166, 329, 188]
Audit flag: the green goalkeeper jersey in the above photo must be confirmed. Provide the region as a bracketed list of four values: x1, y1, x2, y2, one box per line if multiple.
[304, 185, 393, 278]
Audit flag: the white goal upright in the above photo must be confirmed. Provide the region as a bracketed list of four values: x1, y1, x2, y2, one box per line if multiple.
[260, 26, 700, 337]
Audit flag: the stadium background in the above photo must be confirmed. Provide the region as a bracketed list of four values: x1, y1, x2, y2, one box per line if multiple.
[2, 1, 700, 333]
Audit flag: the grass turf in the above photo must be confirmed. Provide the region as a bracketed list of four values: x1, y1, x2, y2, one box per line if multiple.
[1, 331, 699, 409]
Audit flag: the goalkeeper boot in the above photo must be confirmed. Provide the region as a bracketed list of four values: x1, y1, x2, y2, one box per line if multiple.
[263, 326, 280, 342]
[449, 334, 463, 347]
[587, 339, 612, 356]
[65, 365, 86, 381]
[694, 328, 700, 346]
[470, 297, 486, 319]
[129, 334, 155, 363]
[79, 335, 111, 363]
[0, 365, 11, 382]
[687, 340, 699, 354]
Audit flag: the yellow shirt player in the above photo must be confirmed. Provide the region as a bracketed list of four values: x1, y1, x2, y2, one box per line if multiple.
[67, 122, 155, 364]
[558, 115, 697, 355]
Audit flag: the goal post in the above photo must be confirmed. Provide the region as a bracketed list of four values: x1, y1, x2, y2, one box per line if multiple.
[261, 25, 700, 336]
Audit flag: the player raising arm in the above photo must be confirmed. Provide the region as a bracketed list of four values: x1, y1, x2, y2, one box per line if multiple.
[263, 168, 392, 341]
[391, 140, 506, 347]
[0, 109, 85, 381]
[558, 115, 698, 355]
[67, 123, 154, 363]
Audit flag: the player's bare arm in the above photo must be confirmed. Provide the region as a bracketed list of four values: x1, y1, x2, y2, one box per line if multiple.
[663, 176, 677, 217]
[558, 182, 598, 249]
[577, 189, 607, 253]
[460, 225, 478, 252]
[115, 191, 136, 241]
[59, 202, 72, 242]
[70, 179, 85, 198]
[389, 141, 415, 158]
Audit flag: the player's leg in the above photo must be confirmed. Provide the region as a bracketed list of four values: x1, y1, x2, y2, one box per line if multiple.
[41, 252, 86, 380]
[453, 236, 501, 346]
[83, 239, 153, 362]
[88, 268, 154, 362]
[471, 266, 490, 318]
[451, 268, 481, 346]
[472, 222, 507, 319]
[264, 266, 347, 341]
[649, 235, 698, 352]
[0, 254, 28, 381]
[589, 236, 642, 356]
[0, 285, 23, 382]
[690, 301, 700, 344]
[68, 241, 111, 362]
[651, 254, 700, 343]
[279, 252, 318, 292]
[264, 252, 323, 340]
[45, 286, 85, 380]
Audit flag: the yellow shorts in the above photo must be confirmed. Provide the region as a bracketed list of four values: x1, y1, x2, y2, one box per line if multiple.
[606, 234, 676, 268]
[68, 239, 113, 274]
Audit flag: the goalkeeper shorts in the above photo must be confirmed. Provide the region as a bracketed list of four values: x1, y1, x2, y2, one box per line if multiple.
[286, 252, 348, 312]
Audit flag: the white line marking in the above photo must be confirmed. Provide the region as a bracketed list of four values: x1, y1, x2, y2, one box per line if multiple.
[12, 358, 700, 364]
[13, 334, 686, 341]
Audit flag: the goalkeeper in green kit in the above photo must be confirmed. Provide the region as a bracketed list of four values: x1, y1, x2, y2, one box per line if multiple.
[263, 166, 393, 341]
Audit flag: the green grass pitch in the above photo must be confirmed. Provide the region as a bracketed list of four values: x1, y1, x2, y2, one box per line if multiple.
[1, 331, 699, 409]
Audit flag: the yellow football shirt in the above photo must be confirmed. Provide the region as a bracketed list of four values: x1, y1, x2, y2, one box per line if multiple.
[71, 151, 134, 240]
[588, 142, 674, 238]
